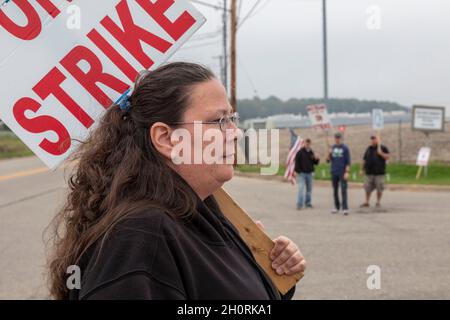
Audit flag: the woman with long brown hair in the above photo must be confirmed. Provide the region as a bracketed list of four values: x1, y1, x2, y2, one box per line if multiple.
[47, 62, 306, 300]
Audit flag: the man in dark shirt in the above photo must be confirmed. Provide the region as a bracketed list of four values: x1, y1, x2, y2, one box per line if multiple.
[360, 135, 390, 208]
[294, 138, 320, 210]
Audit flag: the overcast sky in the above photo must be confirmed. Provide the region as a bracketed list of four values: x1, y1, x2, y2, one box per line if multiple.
[172, 0, 450, 113]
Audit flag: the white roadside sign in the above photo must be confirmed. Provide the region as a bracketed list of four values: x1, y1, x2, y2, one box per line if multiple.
[0, 0, 205, 169]
[372, 109, 384, 130]
[416, 147, 431, 167]
[412, 105, 445, 132]
[306, 104, 332, 130]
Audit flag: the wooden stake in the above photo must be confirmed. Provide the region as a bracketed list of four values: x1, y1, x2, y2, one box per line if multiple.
[416, 166, 423, 180]
[376, 130, 382, 153]
[213, 188, 303, 295]
[325, 130, 331, 162]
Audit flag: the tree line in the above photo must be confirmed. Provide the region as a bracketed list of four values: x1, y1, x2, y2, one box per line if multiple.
[237, 96, 408, 121]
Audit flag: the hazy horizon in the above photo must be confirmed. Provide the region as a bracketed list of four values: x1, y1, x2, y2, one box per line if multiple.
[172, 0, 450, 116]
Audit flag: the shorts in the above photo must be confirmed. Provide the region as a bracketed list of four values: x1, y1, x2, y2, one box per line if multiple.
[364, 175, 385, 193]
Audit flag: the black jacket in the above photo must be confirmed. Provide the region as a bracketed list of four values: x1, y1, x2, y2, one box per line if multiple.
[363, 145, 389, 175]
[294, 148, 319, 174]
[69, 196, 295, 300]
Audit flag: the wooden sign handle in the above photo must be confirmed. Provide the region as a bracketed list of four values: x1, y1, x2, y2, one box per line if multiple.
[376, 130, 382, 153]
[416, 166, 423, 180]
[325, 130, 330, 150]
[213, 188, 304, 295]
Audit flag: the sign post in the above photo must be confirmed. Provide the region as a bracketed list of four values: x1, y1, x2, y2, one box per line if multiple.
[214, 188, 303, 294]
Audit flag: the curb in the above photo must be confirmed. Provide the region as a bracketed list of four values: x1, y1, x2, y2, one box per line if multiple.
[234, 171, 450, 193]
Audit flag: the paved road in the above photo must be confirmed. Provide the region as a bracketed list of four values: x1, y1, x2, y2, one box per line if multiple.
[1, 157, 449, 299]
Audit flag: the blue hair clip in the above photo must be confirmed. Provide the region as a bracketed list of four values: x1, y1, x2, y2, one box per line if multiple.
[115, 88, 132, 113]
[1, 0, 12, 7]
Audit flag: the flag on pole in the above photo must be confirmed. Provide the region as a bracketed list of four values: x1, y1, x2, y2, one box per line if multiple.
[284, 135, 304, 185]
[289, 129, 298, 149]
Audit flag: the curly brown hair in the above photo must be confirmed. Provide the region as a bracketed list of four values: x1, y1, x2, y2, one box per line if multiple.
[46, 62, 215, 299]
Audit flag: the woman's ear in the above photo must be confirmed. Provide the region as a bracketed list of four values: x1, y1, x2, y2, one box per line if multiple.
[150, 122, 174, 160]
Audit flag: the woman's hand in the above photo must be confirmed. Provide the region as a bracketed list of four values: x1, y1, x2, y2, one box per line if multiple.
[270, 236, 306, 276]
[254, 221, 306, 276]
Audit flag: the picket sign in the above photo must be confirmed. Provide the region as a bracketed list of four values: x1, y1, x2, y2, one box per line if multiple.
[0, 0, 205, 169]
[214, 188, 304, 295]
[306, 104, 332, 130]
[306, 104, 332, 151]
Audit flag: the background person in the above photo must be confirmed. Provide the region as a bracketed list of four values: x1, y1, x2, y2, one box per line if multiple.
[360, 135, 390, 208]
[327, 132, 351, 216]
[294, 138, 320, 210]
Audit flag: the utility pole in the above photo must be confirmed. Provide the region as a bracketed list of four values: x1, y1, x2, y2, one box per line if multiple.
[322, 0, 329, 101]
[230, 0, 237, 111]
[398, 120, 403, 163]
[223, 0, 228, 92]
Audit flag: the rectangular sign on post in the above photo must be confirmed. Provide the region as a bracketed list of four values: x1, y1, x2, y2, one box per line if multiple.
[412, 105, 446, 132]
[372, 109, 384, 130]
[0, 0, 205, 169]
[306, 104, 332, 130]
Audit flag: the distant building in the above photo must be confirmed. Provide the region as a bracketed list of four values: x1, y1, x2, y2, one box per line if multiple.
[243, 111, 412, 130]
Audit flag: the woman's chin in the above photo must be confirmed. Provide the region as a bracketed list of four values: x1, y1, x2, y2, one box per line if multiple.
[216, 163, 234, 182]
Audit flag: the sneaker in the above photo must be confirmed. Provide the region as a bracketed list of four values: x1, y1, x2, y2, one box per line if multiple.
[359, 203, 369, 208]
[296, 206, 303, 211]
[306, 205, 314, 209]
[331, 209, 338, 214]
[343, 210, 349, 216]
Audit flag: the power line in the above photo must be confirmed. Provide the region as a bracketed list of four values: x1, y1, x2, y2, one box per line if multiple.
[237, 0, 243, 22]
[238, 56, 259, 96]
[190, 28, 222, 42]
[190, 0, 230, 11]
[180, 39, 222, 50]
[237, 0, 264, 29]
[250, 0, 271, 17]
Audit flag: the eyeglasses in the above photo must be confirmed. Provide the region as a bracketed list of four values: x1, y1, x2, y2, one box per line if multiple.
[169, 112, 240, 131]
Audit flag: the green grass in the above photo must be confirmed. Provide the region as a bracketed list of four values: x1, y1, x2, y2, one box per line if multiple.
[0, 132, 33, 160]
[1, 130, 449, 186]
[236, 163, 450, 186]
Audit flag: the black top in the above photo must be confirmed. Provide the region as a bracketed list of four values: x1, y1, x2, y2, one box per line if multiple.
[294, 148, 319, 174]
[69, 196, 295, 300]
[363, 145, 389, 175]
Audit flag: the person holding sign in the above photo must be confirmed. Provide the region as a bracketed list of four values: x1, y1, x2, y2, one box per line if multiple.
[327, 132, 351, 216]
[360, 136, 390, 208]
[47, 63, 306, 300]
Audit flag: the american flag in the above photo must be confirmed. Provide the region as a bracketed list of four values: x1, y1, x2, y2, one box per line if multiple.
[284, 133, 304, 185]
